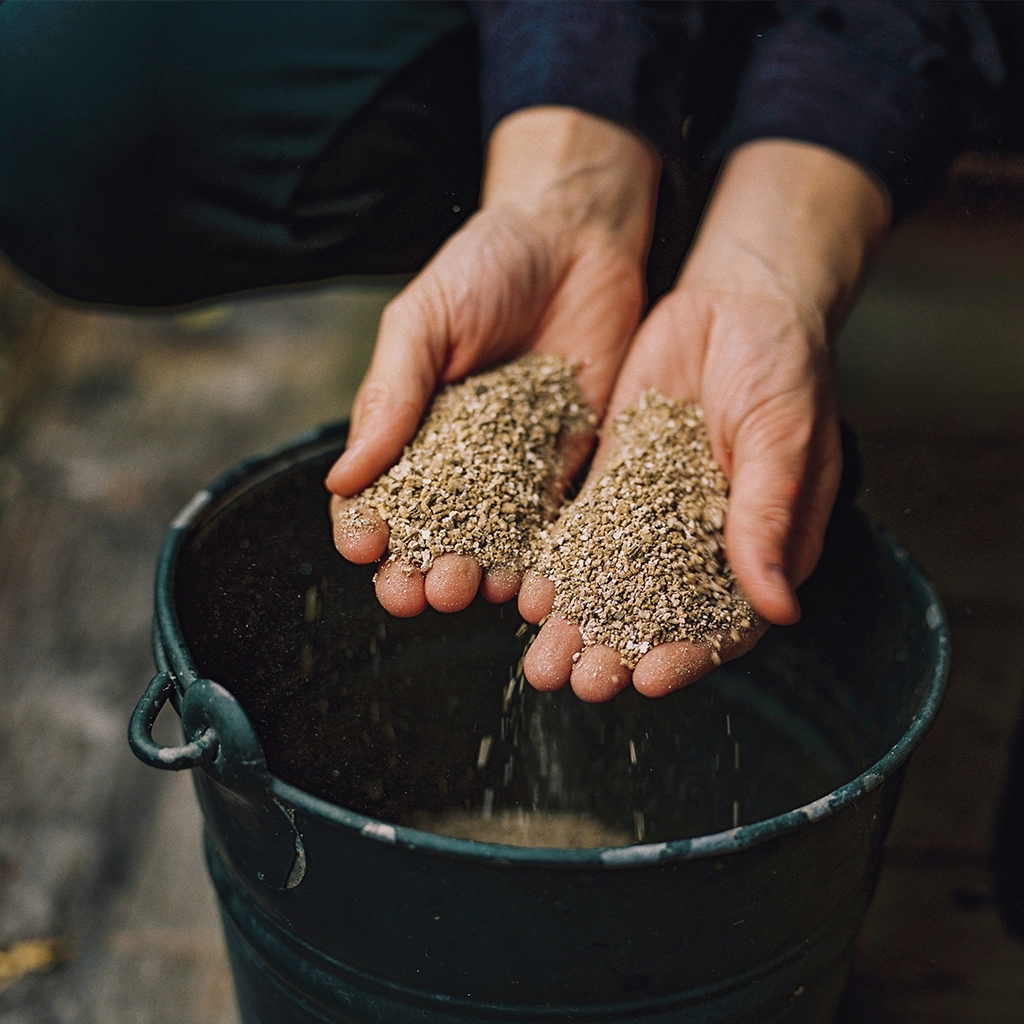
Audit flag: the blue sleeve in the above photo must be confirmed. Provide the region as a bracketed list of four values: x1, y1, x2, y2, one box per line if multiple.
[717, 2, 1007, 217]
[476, 1, 1011, 219]
[475, 0, 686, 159]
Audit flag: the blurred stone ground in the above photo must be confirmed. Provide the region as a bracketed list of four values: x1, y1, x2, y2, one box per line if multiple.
[0, 276, 385, 1023]
[0, 161, 1023, 1022]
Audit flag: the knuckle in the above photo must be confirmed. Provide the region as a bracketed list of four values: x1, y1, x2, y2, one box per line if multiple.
[753, 498, 795, 541]
[353, 378, 390, 414]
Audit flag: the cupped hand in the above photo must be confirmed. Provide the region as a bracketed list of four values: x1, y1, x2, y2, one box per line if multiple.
[519, 282, 835, 700]
[519, 139, 892, 701]
[326, 108, 661, 616]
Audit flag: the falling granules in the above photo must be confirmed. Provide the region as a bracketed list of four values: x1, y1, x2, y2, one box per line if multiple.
[345, 354, 595, 573]
[531, 391, 755, 667]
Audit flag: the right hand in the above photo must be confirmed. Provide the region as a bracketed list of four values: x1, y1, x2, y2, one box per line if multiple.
[325, 108, 662, 617]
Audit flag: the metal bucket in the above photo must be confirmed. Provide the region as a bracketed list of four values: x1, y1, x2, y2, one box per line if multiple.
[129, 422, 949, 1024]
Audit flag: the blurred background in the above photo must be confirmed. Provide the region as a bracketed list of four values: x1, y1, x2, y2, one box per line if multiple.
[0, 152, 1022, 1023]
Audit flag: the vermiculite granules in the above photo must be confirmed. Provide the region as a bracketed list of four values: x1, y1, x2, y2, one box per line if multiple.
[346, 356, 753, 665]
[531, 391, 755, 666]
[346, 354, 595, 573]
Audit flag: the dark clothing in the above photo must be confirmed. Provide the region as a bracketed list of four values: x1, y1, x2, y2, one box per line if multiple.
[0, 1, 1017, 307]
[478, 2, 1013, 217]
[0, 1, 480, 305]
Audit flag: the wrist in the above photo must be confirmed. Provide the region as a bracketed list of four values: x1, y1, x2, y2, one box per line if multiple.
[680, 139, 892, 335]
[481, 106, 661, 261]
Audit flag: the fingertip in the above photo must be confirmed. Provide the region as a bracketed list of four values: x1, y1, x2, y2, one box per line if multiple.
[631, 642, 712, 697]
[632, 620, 768, 697]
[328, 378, 429, 496]
[522, 615, 582, 692]
[724, 511, 802, 625]
[331, 499, 389, 564]
[723, 454, 807, 626]
[375, 559, 428, 617]
[333, 293, 442, 494]
[481, 565, 522, 604]
[570, 646, 632, 703]
[424, 554, 483, 613]
[518, 571, 556, 623]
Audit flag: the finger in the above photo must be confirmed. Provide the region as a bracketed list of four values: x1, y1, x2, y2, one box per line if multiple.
[570, 645, 633, 703]
[522, 615, 583, 691]
[374, 558, 428, 618]
[785, 428, 844, 588]
[722, 422, 808, 626]
[518, 570, 555, 624]
[724, 418, 841, 625]
[325, 288, 444, 497]
[424, 554, 483, 613]
[330, 494, 389, 564]
[481, 565, 522, 604]
[632, 622, 767, 697]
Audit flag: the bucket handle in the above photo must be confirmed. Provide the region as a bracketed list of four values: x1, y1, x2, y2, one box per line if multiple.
[129, 671, 219, 770]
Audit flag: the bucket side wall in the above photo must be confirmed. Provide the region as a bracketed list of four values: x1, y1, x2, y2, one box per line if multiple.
[196, 769, 904, 1017]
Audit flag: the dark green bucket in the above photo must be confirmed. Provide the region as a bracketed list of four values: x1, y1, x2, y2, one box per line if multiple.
[129, 422, 949, 1024]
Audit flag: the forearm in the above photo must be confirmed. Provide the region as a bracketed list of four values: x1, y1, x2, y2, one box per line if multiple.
[680, 139, 892, 335]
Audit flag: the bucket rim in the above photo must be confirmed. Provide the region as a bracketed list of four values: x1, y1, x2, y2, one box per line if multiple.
[155, 421, 951, 868]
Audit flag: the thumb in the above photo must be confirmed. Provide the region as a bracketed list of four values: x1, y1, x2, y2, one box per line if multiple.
[722, 420, 810, 627]
[325, 288, 444, 496]
[723, 414, 841, 626]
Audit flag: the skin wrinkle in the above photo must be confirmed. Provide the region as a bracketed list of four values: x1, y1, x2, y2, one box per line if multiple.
[707, 329, 830, 468]
[546, 159, 641, 232]
[730, 387, 819, 459]
[438, 214, 550, 379]
[531, 249, 643, 394]
[407, 275, 468, 383]
[376, 294, 446, 393]
[725, 394, 840, 596]
[351, 384, 420, 443]
[356, 381, 423, 433]
[522, 248, 577, 350]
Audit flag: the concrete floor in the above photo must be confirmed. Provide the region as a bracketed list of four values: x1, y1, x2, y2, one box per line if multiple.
[0, 202, 1022, 1022]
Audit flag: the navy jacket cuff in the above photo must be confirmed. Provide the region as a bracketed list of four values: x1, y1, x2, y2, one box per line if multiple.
[719, 8, 1002, 218]
[476, 0, 683, 159]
